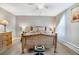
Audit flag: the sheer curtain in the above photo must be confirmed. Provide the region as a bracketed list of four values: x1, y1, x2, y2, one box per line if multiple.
[56, 13, 66, 40]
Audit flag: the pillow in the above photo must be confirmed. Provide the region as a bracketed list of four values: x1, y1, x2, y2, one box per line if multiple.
[24, 26, 31, 32]
[46, 27, 52, 33]
[32, 26, 38, 32]
[38, 26, 45, 32]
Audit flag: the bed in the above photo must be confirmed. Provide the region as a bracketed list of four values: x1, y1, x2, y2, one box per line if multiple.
[21, 26, 57, 53]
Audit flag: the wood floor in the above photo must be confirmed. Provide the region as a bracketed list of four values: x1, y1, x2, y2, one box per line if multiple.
[1, 39, 78, 55]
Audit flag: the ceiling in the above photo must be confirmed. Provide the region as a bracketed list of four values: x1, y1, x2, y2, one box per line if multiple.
[0, 3, 74, 16]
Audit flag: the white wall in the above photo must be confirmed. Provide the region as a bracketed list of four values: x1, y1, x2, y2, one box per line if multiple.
[0, 7, 16, 39]
[66, 7, 79, 52]
[16, 16, 56, 36]
[56, 4, 79, 54]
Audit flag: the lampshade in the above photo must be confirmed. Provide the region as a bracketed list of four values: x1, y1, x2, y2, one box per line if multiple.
[49, 24, 55, 32]
[0, 19, 8, 25]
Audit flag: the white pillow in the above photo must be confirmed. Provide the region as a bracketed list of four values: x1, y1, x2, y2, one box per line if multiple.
[46, 27, 50, 31]
[32, 27, 38, 32]
[46, 27, 52, 33]
[24, 26, 31, 32]
[38, 27, 45, 31]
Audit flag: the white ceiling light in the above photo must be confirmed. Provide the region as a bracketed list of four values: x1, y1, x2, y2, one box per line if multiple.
[35, 3, 46, 10]
[27, 3, 46, 10]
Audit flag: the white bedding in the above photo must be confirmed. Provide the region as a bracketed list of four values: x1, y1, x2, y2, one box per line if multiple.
[23, 31, 55, 36]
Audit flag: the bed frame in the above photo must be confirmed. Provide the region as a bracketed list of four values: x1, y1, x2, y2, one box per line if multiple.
[21, 32, 57, 54]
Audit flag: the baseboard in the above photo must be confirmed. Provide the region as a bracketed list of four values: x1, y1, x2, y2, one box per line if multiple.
[59, 39, 79, 54]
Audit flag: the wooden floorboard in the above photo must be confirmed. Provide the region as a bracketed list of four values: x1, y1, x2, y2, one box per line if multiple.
[1, 39, 78, 55]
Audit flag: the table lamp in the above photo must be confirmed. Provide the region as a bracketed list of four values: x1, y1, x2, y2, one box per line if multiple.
[0, 19, 8, 32]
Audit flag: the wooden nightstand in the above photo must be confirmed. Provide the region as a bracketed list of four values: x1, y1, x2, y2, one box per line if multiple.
[0, 32, 12, 53]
